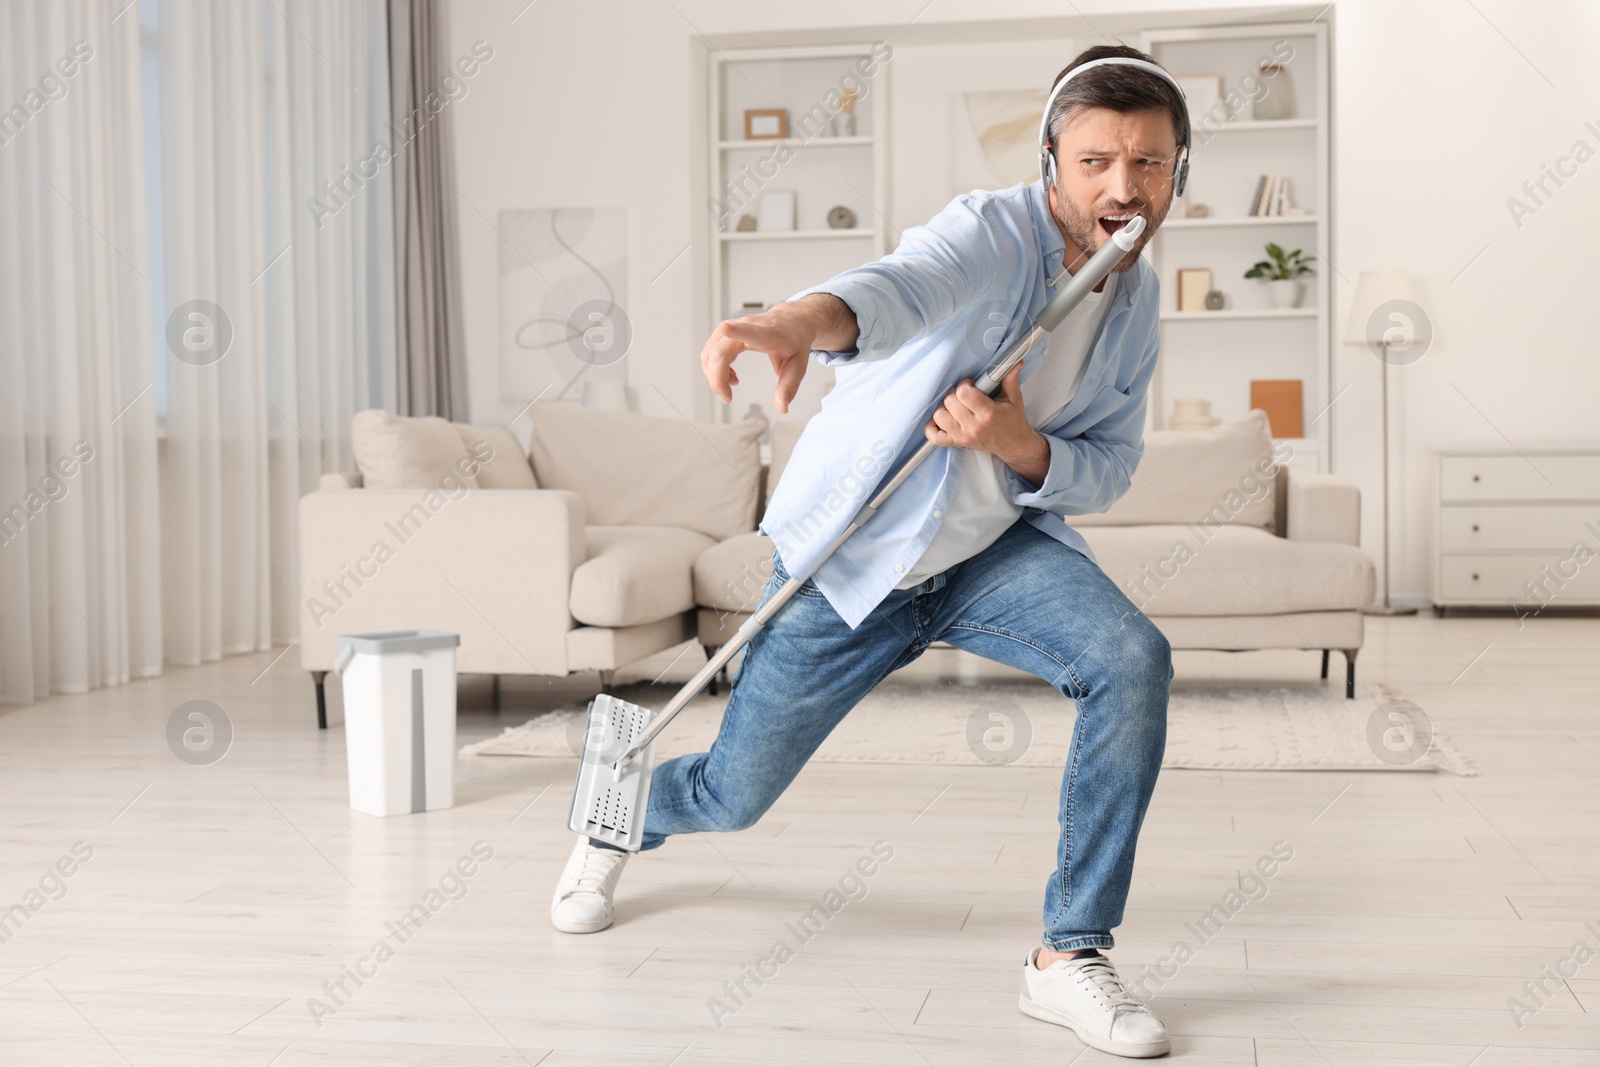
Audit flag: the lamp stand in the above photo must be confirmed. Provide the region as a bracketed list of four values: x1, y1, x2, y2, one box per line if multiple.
[1363, 342, 1418, 616]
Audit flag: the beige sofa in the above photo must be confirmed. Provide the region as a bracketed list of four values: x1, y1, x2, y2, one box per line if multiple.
[299, 405, 1373, 726]
[700, 410, 1374, 697]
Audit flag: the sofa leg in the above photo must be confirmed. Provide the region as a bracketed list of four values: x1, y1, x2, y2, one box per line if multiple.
[492, 674, 500, 712]
[1343, 649, 1358, 699]
[704, 644, 719, 696]
[1320, 649, 1330, 681]
[599, 669, 614, 696]
[312, 671, 328, 730]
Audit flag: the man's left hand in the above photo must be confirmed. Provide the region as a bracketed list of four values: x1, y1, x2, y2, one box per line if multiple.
[924, 363, 1050, 485]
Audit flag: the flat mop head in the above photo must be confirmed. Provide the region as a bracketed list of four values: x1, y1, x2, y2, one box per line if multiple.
[567, 694, 657, 851]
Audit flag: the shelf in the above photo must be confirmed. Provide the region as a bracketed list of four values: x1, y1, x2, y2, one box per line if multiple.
[1160, 308, 1318, 321]
[1196, 118, 1318, 133]
[719, 229, 874, 241]
[718, 136, 872, 149]
[1162, 214, 1318, 229]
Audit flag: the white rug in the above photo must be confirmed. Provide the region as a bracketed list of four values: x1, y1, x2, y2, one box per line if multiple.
[461, 681, 1477, 776]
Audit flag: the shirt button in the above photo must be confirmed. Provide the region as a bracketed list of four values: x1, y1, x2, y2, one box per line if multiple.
[932, 510, 942, 518]
[895, 564, 905, 573]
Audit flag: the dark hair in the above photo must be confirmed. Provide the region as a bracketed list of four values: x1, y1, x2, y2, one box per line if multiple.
[1045, 44, 1188, 152]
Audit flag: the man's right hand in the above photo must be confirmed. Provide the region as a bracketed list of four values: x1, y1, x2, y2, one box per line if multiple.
[700, 294, 858, 414]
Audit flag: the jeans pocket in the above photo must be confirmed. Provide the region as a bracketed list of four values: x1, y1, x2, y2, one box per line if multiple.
[771, 551, 825, 598]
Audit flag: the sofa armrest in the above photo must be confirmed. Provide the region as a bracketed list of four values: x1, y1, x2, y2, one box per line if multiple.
[1285, 473, 1361, 545]
[298, 487, 585, 675]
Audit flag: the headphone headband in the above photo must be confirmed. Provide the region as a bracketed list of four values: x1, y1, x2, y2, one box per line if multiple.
[1038, 56, 1190, 197]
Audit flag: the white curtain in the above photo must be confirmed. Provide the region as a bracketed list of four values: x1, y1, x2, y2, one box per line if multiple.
[0, 0, 395, 702]
[0, 1, 162, 702]
[155, 0, 394, 665]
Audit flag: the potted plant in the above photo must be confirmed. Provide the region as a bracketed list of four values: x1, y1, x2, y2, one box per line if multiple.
[1244, 243, 1315, 308]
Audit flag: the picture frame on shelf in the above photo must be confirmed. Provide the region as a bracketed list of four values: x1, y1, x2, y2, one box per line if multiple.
[1250, 379, 1304, 438]
[1174, 75, 1221, 127]
[756, 190, 796, 231]
[1176, 268, 1212, 312]
[743, 109, 788, 140]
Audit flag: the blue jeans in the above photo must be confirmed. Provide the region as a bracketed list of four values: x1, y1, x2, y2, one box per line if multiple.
[595, 518, 1170, 951]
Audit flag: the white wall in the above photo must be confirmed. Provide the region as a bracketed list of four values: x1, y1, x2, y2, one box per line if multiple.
[445, 0, 1600, 601]
[1329, 1, 1600, 599]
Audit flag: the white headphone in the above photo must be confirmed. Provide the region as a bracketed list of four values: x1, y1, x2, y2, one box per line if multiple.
[1038, 57, 1191, 198]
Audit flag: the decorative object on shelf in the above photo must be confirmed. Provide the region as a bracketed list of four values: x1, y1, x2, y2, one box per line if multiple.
[743, 108, 788, 140]
[958, 89, 1047, 189]
[1244, 243, 1314, 308]
[1186, 202, 1211, 218]
[830, 91, 857, 137]
[726, 300, 767, 320]
[826, 205, 857, 230]
[1344, 269, 1426, 616]
[1176, 268, 1212, 312]
[756, 190, 796, 232]
[1204, 289, 1226, 311]
[1249, 379, 1304, 437]
[735, 213, 757, 232]
[1251, 62, 1296, 121]
[1175, 75, 1221, 127]
[1169, 398, 1219, 431]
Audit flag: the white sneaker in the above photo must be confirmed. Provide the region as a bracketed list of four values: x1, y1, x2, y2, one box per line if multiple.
[550, 836, 630, 933]
[1019, 946, 1171, 1058]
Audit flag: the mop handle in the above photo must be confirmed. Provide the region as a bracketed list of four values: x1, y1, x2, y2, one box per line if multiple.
[616, 217, 1145, 769]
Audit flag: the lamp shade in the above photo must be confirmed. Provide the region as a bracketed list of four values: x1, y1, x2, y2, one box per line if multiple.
[1343, 269, 1414, 346]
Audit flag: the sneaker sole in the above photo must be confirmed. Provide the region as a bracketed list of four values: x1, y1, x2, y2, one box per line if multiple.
[1018, 991, 1171, 1058]
[550, 906, 614, 934]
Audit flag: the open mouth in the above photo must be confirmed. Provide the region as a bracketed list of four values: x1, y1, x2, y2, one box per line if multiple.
[1098, 212, 1143, 240]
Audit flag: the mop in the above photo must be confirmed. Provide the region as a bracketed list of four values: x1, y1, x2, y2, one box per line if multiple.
[569, 215, 1147, 851]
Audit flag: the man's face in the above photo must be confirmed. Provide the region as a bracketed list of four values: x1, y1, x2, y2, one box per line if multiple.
[1047, 106, 1179, 273]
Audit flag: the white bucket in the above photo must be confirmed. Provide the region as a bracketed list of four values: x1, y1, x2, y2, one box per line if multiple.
[333, 629, 460, 817]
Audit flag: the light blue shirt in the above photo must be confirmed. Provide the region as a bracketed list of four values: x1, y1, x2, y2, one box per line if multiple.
[759, 179, 1162, 630]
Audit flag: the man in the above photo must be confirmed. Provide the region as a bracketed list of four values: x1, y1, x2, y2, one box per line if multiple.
[552, 44, 1183, 1058]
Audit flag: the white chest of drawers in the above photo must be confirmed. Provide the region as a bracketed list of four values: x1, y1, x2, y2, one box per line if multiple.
[1429, 447, 1600, 614]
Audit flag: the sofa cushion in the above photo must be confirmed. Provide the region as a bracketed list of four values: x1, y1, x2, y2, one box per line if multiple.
[454, 423, 538, 489]
[527, 402, 762, 541]
[351, 410, 482, 490]
[1072, 410, 1280, 530]
[694, 531, 775, 612]
[766, 418, 807, 511]
[1081, 523, 1375, 616]
[570, 525, 717, 628]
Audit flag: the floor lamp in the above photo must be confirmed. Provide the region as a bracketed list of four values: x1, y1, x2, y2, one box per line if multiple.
[1344, 269, 1423, 616]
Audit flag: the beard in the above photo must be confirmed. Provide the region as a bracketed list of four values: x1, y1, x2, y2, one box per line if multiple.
[1052, 185, 1170, 274]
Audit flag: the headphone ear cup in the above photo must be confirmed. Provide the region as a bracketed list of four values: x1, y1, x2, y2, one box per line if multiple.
[1174, 153, 1189, 198]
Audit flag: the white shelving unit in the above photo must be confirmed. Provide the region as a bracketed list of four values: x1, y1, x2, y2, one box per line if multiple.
[706, 44, 890, 426]
[1142, 22, 1332, 472]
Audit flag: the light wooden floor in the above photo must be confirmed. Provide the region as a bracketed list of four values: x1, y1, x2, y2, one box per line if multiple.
[1, 612, 1596, 1065]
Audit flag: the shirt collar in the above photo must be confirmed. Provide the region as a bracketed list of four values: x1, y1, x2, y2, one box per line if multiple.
[1027, 179, 1146, 305]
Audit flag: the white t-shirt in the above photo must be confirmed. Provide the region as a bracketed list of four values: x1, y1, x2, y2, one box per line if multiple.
[894, 272, 1112, 590]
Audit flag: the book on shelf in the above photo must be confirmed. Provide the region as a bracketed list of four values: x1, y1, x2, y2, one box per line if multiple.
[1251, 174, 1270, 215]
[1247, 173, 1296, 216]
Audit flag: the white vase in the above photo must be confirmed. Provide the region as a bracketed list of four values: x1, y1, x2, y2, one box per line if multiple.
[1268, 279, 1303, 308]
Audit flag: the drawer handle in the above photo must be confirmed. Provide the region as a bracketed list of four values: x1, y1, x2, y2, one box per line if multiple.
[1471, 524, 1480, 532]
[1472, 573, 1480, 581]
[1472, 474, 1480, 483]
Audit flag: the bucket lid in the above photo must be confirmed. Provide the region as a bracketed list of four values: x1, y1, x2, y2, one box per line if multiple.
[335, 629, 460, 655]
